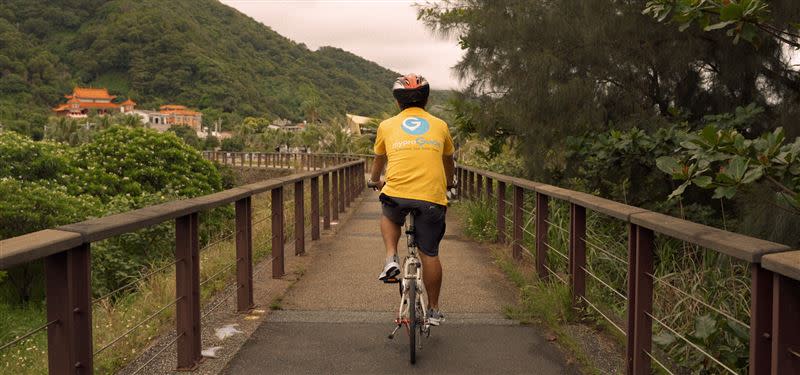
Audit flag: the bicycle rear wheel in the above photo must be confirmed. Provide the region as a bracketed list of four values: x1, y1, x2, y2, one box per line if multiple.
[407, 279, 417, 364]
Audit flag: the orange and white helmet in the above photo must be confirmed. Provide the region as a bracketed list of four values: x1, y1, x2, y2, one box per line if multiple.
[392, 74, 430, 105]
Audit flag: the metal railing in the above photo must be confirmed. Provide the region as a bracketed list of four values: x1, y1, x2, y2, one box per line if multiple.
[456, 165, 800, 375]
[0, 153, 367, 375]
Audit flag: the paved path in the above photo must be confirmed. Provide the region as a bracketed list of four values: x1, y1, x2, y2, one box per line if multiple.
[222, 190, 579, 374]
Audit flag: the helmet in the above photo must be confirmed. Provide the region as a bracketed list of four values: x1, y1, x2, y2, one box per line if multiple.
[392, 74, 430, 106]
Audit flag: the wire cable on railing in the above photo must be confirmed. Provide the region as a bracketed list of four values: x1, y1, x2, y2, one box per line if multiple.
[517, 207, 534, 218]
[791, 348, 800, 358]
[522, 227, 537, 239]
[201, 280, 239, 319]
[543, 264, 567, 285]
[129, 333, 183, 375]
[543, 242, 569, 261]
[0, 320, 57, 353]
[585, 239, 628, 266]
[94, 297, 183, 357]
[645, 272, 749, 329]
[580, 296, 626, 336]
[644, 350, 677, 375]
[200, 230, 238, 254]
[580, 266, 627, 301]
[93, 258, 183, 304]
[646, 312, 738, 374]
[199, 262, 237, 287]
[545, 220, 569, 235]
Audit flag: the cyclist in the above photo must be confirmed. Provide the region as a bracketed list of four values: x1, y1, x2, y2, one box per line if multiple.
[368, 74, 455, 326]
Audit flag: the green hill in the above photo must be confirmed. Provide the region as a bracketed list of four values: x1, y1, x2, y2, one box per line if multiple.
[0, 0, 403, 137]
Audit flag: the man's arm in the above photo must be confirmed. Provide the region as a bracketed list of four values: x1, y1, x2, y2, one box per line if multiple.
[443, 154, 455, 188]
[370, 154, 387, 188]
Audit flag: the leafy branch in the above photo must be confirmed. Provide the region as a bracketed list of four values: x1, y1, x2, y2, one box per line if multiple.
[644, 0, 800, 48]
[657, 125, 800, 213]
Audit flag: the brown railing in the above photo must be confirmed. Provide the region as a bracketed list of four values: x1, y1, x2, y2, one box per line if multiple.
[456, 165, 800, 375]
[0, 153, 366, 375]
[202, 151, 377, 173]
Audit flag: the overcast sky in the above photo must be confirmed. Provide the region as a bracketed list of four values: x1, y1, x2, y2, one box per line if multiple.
[219, 0, 464, 90]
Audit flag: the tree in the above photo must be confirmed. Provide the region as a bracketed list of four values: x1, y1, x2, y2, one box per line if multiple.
[419, 0, 800, 177]
[168, 125, 203, 149]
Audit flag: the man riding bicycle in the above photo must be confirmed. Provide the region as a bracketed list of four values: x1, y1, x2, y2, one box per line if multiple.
[368, 74, 455, 326]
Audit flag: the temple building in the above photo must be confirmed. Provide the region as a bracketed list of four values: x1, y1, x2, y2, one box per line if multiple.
[158, 105, 202, 130]
[52, 87, 136, 118]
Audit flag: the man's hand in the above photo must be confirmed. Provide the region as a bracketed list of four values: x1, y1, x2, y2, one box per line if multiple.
[367, 179, 385, 191]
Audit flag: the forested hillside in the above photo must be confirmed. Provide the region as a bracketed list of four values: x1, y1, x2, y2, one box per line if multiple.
[0, 0, 401, 137]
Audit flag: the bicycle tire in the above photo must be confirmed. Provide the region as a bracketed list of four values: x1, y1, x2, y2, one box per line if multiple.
[407, 278, 417, 364]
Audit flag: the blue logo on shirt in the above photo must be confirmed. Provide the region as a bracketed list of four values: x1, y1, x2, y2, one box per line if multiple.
[401, 117, 430, 135]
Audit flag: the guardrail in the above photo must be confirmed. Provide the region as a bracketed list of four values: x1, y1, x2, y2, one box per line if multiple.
[201, 151, 377, 173]
[0, 153, 366, 375]
[456, 165, 799, 375]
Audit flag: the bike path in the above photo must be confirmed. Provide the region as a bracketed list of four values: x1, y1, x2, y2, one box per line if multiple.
[222, 190, 580, 374]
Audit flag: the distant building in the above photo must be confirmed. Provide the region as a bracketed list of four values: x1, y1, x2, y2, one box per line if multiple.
[158, 105, 203, 130]
[346, 113, 373, 135]
[52, 87, 135, 118]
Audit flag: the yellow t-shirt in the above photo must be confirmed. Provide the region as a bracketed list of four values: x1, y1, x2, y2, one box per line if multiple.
[374, 107, 455, 206]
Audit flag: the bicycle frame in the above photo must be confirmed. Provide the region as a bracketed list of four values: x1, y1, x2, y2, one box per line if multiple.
[394, 215, 430, 335]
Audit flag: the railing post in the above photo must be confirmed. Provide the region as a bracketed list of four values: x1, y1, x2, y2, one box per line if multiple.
[272, 187, 285, 278]
[486, 177, 493, 202]
[175, 213, 201, 371]
[625, 224, 638, 375]
[631, 225, 654, 375]
[45, 243, 93, 375]
[311, 176, 320, 240]
[235, 197, 254, 312]
[295, 180, 305, 255]
[344, 166, 351, 208]
[323, 172, 331, 229]
[497, 181, 506, 244]
[240, 152, 245, 166]
[332, 170, 340, 221]
[257, 152, 262, 168]
[512, 185, 523, 261]
[772, 273, 800, 374]
[222, 152, 228, 165]
[535, 192, 549, 279]
[569, 203, 586, 307]
[750, 263, 773, 375]
[249, 152, 253, 167]
[476, 173, 483, 201]
[338, 168, 346, 213]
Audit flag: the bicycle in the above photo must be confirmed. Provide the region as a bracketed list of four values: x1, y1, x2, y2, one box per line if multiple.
[367, 180, 457, 364]
[386, 212, 430, 364]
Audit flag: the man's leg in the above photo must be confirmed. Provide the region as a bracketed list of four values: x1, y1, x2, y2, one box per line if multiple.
[381, 215, 401, 258]
[419, 253, 442, 309]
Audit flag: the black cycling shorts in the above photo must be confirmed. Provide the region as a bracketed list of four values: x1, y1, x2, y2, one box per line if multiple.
[379, 193, 447, 257]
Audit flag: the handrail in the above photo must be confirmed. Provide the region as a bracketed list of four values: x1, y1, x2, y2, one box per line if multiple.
[455, 163, 800, 375]
[0, 152, 369, 375]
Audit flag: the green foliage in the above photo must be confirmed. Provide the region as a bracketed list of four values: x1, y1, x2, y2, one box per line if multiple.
[0, 0, 401, 138]
[643, 0, 795, 47]
[656, 126, 800, 213]
[460, 199, 497, 242]
[168, 125, 202, 150]
[0, 179, 100, 239]
[654, 313, 749, 373]
[419, 1, 800, 177]
[73, 126, 222, 200]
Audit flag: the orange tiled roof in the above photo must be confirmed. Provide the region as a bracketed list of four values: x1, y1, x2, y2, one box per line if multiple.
[160, 105, 187, 110]
[52, 104, 70, 112]
[121, 99, 137, 105]
[160, 104, 201, 116]
[73, 87, 116, 100]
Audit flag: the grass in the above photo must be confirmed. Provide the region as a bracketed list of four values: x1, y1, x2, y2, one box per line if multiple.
[0, 185, 313, 374]
[455, 191, 752, 374]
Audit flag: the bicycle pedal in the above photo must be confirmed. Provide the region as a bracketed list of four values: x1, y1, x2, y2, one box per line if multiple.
[383, 277, 400, 284]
